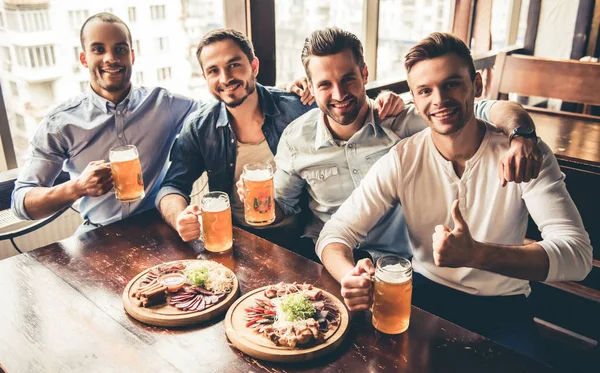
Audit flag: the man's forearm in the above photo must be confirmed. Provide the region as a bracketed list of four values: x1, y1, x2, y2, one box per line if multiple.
[472, 241, 549, 281]
[488, 101, 535, 136]
[23, 181, 81, 220]
[321, 243, 357, 283]
[158, 194, 189, 229]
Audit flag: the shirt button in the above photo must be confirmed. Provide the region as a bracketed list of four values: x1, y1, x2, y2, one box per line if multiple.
[231, 139, 235, 143]
[352, 169, 358, 174]
[319, 174, 324, 180]
[229, 163, 233, 167]
[118, 134, 123, 138]
[117, 111, 121, 115]
[348, 144, 353, 149]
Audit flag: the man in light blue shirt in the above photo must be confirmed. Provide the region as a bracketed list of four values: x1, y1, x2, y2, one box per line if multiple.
[11, 13, 198, 233]
[267, 28, 541, 261]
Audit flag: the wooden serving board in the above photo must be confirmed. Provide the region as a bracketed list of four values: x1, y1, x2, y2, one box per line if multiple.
[224, 285, 349, 362]
[123, 260, 239, 327]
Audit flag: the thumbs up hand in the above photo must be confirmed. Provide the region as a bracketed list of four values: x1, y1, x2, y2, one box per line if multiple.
[432, 200, 477, 268]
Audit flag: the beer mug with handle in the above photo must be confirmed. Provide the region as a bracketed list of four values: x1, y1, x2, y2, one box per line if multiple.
[242, 163, 275, 226]
[109, 145, 145, 202]
[200, 191, 233, 253]
[372, 254, 413, 334]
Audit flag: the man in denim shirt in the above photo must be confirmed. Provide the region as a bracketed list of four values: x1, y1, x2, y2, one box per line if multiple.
[11, 13, 198, 233]
[156, 29, 404, 246]
[243, 28, 541, 262]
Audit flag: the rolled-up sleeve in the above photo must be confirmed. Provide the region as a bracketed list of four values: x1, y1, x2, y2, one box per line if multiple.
[273, 133, 305, 216]
[156, 115, 206, 207]
[473, 100, 496, 123]
[316, 148, 402, 259]
[521, 141, 593, 282]
[11, 120, 66, 220]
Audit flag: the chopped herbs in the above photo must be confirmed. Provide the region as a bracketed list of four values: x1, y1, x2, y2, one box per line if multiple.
[279, 293, 315, 322]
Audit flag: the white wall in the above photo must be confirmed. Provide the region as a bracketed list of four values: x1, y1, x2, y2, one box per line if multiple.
[534, 0, 578, 59]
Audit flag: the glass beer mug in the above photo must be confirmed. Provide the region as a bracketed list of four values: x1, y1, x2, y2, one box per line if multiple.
[372, 255, 413, 334]
[242, 163, 275, 226]
[109, 145, 145, 202]
[200, 191, 233, 253]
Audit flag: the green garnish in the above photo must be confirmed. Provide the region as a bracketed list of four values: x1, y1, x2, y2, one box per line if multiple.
[185, 266, 209, 287]
[279, 293, 315, 322]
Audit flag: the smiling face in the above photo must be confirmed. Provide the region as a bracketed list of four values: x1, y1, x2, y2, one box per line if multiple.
[199, 38, 258, 108]
[307, 48, 368, 126]
[408, 53, 482, 136]
[80, 20, 134, 101]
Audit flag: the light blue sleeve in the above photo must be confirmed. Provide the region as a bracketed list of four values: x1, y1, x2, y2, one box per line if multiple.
[11, 118, 67, 220]
[474, 100, 497, 123]
[273, 132, 306, 216]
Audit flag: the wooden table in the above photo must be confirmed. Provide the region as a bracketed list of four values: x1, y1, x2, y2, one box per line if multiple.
[528, 108, 600, 170]
[0, 211, 554, 372]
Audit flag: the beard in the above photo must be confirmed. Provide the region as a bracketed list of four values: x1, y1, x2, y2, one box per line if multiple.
[318, 94, 364, 126]
[217, 76, 257, 108]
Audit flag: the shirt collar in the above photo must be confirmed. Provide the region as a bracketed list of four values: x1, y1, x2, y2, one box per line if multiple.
[314, 99, 381, 149]
[215, 83, 280, 128]
[89, 85, 135, 114]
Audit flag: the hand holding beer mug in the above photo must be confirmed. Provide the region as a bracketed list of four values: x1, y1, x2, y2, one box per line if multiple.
[109, 145, 145, 202]
[241, 163, 275, 226]
[199, 192, 233, 253]
[371, 255, 413, 334]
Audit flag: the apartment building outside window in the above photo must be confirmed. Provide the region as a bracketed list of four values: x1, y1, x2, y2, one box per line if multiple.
[0, 11, 5, 30]
[128, 7, 136, 23]
[150, 5, 166, 20]
[135, 71, 144, 85]
[73, 46, 80, 63]
[15, 45, 56, 68]
[68, 10, 89, 30]
[157, 67, 171, 81]
[155, 37, 169, 52]
[134, 40, 141, 55]
[2, 46, 11, 65]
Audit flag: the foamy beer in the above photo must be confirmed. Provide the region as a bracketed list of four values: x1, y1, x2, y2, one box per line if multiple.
[109, 145, 145, 202]
[242, 163, 275, 226]
[200, 192, 233, 253]
[372, 255, 413, 334]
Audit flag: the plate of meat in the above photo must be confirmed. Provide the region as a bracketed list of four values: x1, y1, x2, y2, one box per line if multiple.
[122, 260, 239, 327]
[224, 282, 349, 362]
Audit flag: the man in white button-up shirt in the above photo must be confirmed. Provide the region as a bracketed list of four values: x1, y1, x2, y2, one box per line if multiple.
[317, 32, 592, 361]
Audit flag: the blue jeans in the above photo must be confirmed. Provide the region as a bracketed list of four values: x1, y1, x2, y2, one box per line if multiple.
[411, 273, 549, 364]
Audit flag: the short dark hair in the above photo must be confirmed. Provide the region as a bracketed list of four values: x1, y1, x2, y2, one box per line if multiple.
[80, 12, 132, 50]
[196, 28, 255, 69]
[301, 27, 365, 80]
[404, 32, 476, 80]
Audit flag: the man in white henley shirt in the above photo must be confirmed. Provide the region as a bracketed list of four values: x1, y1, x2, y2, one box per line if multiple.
[317, 32, 592, 363]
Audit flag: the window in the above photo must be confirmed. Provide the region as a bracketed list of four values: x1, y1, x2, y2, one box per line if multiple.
[155, 37, 169, 52]
[128, 7, 136, 23]
[274, 0, 365, 85]
[134, 40, 142, 56]
[2, 46, 11, 64]
[135, 71, 144, 85]
[4, 8, 50, 32]
[105, 8, 113, 14]
[79, 81, 89, 93]
[150, 5, 166, 20]
[376, 0, 454, 82]
[157, 67, 172, 81]
[0, 11, 5, 30]
[9, 81, 18, 96]
[14, 114, 26, 132]
[15, 45, 56, 68]
[491, 0, 530, 50]
[73, 46, 80, 63]
[68, 10, 89, 30]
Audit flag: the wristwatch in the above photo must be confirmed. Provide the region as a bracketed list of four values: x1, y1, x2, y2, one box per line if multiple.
[509, 127, 537, 144]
